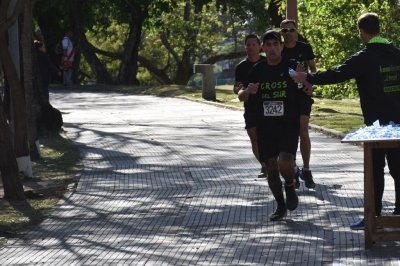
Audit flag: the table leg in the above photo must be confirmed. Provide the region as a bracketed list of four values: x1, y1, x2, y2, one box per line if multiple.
[364, 143, 375, 249]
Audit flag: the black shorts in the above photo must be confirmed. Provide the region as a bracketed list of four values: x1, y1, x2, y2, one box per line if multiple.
[244, 114, 258, 129]
[299, 97, 314, 116]
[257, 119, 300, 160]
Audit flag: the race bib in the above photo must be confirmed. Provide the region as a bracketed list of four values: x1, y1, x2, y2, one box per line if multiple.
[263, 101, 284, 116]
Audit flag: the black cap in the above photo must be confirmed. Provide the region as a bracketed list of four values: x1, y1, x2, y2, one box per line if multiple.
[262, 30, 283, 43]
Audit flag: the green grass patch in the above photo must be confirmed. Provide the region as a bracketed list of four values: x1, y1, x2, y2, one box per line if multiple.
[311, 98, 364, 133]
[0, 197, 59, 232]
[34, 133, 82, 181]
[0, 133, 82, 245]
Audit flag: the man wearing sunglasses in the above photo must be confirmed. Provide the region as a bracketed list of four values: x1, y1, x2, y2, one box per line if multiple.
[280, 19, 317, 189]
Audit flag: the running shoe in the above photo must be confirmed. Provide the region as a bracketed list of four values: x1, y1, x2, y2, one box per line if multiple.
[350, 219, 364, 230]
[269, 204, 287, 221]
[257, 166, 266, 178]
[300, 169, 316, 189]
[284, 181, 299, 211]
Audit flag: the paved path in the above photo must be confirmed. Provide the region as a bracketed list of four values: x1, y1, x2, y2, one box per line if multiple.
[1, 90, 399, 265]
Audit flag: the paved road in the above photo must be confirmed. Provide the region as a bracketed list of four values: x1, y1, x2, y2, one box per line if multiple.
[1, 90, 399, 265]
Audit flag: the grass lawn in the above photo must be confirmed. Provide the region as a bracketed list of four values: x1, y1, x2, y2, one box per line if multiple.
[0, 133, 82, 244]
[311, 97, 364, 133]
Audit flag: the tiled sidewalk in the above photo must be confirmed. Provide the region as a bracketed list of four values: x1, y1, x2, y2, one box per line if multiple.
[0, 90, 399, 265]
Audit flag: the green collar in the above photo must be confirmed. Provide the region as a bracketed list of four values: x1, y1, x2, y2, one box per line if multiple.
[368, 36, 390, 44]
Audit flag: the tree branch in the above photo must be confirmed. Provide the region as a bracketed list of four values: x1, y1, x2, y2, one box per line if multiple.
[202, 51, 246, 64]
[160, 31, 181, 65]
[138, 55, 172, 84]
[86, 39, 123, 59]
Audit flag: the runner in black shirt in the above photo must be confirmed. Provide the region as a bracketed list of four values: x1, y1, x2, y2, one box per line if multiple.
[280, 19, 317, 189]
[246, 30, 311, 221]
[234, 34, 266, 178]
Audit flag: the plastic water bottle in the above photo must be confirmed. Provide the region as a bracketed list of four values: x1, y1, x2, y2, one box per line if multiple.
[288, 68, 303, 89]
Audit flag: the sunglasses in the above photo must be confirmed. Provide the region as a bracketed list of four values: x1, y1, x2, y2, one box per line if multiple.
[281, 28, 296, 33]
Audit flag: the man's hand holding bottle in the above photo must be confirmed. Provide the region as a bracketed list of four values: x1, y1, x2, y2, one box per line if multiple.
[289, 69, 313, 96]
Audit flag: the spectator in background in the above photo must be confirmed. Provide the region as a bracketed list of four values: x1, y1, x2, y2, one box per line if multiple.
[61, 31, 75, 86]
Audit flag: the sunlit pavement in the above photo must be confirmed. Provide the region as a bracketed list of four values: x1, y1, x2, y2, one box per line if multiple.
[0, 89, 399, 265]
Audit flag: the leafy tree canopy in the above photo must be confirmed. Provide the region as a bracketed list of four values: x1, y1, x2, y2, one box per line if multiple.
[297, 0, 400, 98]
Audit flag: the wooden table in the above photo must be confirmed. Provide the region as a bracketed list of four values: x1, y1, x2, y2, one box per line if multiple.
[341, 137, 400, 248]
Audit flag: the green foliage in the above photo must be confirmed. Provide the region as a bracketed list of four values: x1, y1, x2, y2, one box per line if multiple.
[137, 69, 161, 86]
[34, 0, 72, 30]
[85, 21, 128, 81]
[297, 0, 400, 98]
[140, 1, 223, 83]
[376, 1, 400, 47]
[298, 0, 361, 97]
[88, 0, 152, 29]
[216, 1, 271, 33]
[139, 0, 270, 84]
[34, 0, 270, 85]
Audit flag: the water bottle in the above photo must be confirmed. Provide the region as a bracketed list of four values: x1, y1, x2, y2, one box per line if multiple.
[288, 68, 303, 89]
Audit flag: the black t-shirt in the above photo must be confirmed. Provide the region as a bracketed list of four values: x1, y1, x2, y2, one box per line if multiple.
[307, 42, 400, 125]
[282, 41, 315, 71]
[235, 56, 266, 119]
[235, 56, 266, 84]
[246, 59, 309, 125]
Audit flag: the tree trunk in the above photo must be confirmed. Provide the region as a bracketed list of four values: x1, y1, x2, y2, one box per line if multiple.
[79, 37, 114, 84]
[117, 4, 148, 85]
[0, 0, 32, 177]
[174, 51, 193, 85]
[21, 0, 40, 160]
[267, 0, 284, 28]
[154, 1, 200, 86]
[71, 0, 113, 84]
[0, 0, 26, 199]
[34, 5, 64, 80]
[172, 2, 197, 85]
[0, 100, 25, 200]
[137, 55, 173, 84]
